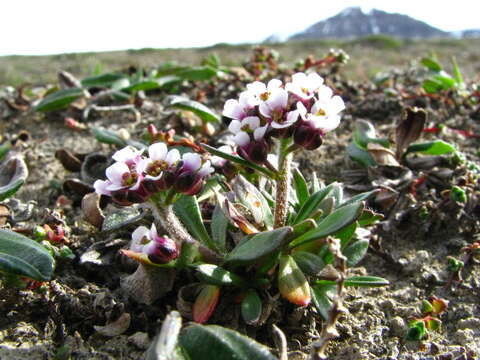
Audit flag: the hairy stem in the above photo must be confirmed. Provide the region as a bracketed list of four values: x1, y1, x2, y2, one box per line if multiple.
[144, 199, 220, 263]
[274, 139, 292, 228]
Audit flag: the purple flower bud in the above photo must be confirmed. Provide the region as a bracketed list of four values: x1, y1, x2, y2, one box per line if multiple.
[237, 139, 269, 164]
[293, 121, 323, 150]
[131, 224, 179, 265]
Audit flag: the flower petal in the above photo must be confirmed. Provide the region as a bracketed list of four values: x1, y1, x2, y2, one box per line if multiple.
[228, 120, 242, 133]
[165, 149, 180, 166]
[94, 179, 112, 196]
[242, 116, 260, 130]
[223, 99, 243, 119]
[259, 102, 272, 118]
[267, 89, 288, 109]
[106, 162, 130, 184]
[234, 132, 250, 147]
[317, 85, 333, 102]
[246, 81, 266, 95]
[267, 79, 282, 91]
[131, 225, 151, 252]
[182, 153, 202, 172]
[198, 161, 214, 177]
[112, 146, 143, 163]
[253, 125, 268, 141]
[149, 142, 168, 161]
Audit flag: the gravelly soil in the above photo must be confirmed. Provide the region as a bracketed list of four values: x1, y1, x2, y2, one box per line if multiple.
[1, 53, 479, 360]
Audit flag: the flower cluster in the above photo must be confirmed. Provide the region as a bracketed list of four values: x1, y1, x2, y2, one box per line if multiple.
[94, 143, 213, 204]
[130, 223, 179, 264]
[222, 72, 345, 161]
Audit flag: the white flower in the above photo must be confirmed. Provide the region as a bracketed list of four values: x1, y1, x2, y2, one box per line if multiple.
[228, 116, 267, 148]
[112, 146, 144, 166]
[222, 91, 257, 120]
[259, 89, 299, 129]
[138, 142, 180, 180]
[285, 72, 324, 101]
[297, 89, 345, 133]
[181, 153, 214, 178]
[246, 79, 282, 102]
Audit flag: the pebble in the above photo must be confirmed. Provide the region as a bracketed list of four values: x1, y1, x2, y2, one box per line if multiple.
[457, 317, 480, 330]
[128, 332, 150, 350]
[453, 329, 474, 346]
[389, 316, 406, 337]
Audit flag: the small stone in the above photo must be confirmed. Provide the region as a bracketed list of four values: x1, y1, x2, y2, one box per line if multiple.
[457, 318, 480, 330]
[390, 316, 406, 337]
[128, 332, 150, 350]
[454, 329, 474, 346]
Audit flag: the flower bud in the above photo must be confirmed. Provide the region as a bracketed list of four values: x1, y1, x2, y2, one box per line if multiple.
[238, 139, 269, 164]
[146, 236, 179, 264]
[293, 122, 323, 150]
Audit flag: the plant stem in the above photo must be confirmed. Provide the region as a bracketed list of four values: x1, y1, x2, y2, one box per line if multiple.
[274, 138, 292, 228]
[145, 198, 220, 263]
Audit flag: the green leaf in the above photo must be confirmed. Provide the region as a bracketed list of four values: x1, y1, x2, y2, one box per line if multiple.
[195, 264, 245, 287]
[358, 209, 383, 227]
[278, 255, 311, 306]
[339, 189, 379, 208]
[0, 142, 12, 162]
[290, 202, 364, 249]
[405, 140, 456, 157]
[34, 88, 84, 112]
[343, 239, 370, 267]
[344, 276, 389, 287]
[91, 127, 128, 147]
[406, 321, 426, 341]
[241, 289, 262, 325]
[292, 183, 335, 225]
[0, 229, 55, 281]
[347, 142, 376, 167]
[210, 205, 228, 253]
[175, 66, 218, 81]
[145, 311, 184, 360]
[166, 95, 220, 123]
[293, 168, 309, 207]
[311, 284, 335, 320]
[224, 227, 292, 267]
[291, 251, 326, 276]
[201, 143, 276, 179]
[433, 73, 455, 89]
[330, 183, 343, 208]
[422, 79, 443, 94]
[311, 172, 321, 193]
[353, 120, 390, 149]
[420, 57, 442, 72]
[0, 157, 28, 201]
[101, 207, 142, 232]
[81, 73, 126, 88]
[232, 175, 273, 228]
[174, 195, 216, 251]
[451, 56, 464, 86]
[179, 324, 277, 360]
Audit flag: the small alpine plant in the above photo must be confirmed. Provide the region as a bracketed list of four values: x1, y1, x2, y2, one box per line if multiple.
[93, 71, 388, 358]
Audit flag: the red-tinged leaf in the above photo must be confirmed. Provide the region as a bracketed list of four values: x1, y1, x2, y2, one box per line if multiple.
[120, 249, 154, 266]
[193, 284, 220, 324]
[278, 255, 311, 306]
[430, 296, 448, 315]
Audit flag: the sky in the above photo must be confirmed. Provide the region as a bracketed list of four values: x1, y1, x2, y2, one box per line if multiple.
[1, 0, 478, 56]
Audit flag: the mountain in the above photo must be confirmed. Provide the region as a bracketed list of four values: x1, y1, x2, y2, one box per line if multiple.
[289, 7, 450, 41]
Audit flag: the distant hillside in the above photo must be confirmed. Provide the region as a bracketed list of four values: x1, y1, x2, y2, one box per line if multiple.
[289, 7, 450, 41]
